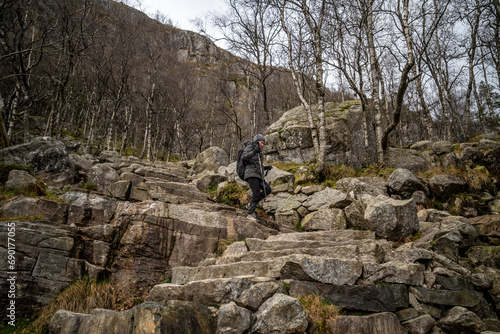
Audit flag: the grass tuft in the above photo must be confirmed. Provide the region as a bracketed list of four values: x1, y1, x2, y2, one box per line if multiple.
[298, 294, 341, 334]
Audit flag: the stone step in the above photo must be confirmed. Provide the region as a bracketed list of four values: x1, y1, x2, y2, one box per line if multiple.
[265, 230, 377, 243]
[216, 243, 387, 265]
[172, 254, 363, 286]
[147, 276, 282, 310]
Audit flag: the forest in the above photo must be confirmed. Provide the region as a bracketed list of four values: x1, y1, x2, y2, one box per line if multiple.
[1, 0, 499, 173]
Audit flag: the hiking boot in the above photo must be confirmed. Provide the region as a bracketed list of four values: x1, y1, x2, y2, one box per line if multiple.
[247, 213, 257, 221]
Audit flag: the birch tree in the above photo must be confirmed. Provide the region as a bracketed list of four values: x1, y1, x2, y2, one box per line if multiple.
[276, 0, 328, 178]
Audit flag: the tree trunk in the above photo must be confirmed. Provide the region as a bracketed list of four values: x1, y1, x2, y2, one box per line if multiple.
[366, 0, 384, 163]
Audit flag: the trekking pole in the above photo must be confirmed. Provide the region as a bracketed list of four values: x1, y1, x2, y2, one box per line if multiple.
[258, 153, 267, 197]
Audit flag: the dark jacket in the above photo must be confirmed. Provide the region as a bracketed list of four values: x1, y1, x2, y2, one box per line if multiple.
[241, 140, 264, 180]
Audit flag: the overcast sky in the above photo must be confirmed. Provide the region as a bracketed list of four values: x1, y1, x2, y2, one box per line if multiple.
[131, 0, 227, 33]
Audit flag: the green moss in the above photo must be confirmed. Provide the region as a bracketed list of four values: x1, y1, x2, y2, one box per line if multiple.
[283, 282, 291, 295]
[215, 181, 249, 209]
[81, 182, 98, 191]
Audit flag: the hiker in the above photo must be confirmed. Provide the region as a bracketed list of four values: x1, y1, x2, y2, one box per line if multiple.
[241, 134, 272, 220]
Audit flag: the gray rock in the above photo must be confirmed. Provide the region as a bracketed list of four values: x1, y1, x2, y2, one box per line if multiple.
[265, 100, 372, 169]
[0, 137, 75, 186]
[441, 152, 463, 169]
[410, 287, 481, 307]
[263, 193, 297, 215]
[264, 167, 295, 193]
[336, 177, 387, 198]
[301, 208, 347, 231]
[330, 312, 408, 334]
[467, 246, 500, 270]
[345, 194, 419, 241]
[5, 169, 39, 191]
[193, 146, 228, 174]
[197, 173, 227, 191]
[362, 261, 425, 286]
[411, 140, 433, 150]
[0, 197, 69, 223]
[119, 171, 145, 186]
[251, 293, 308, 334]
[386, 147, 431, 172]
[437, 306, 484, 334]
[402, 314, 436, 334]
[387, 168, 428, 198]
[460, 146, 482, 163]
[49, 300, 214, 334]
[88, 163, 119, 193]
[108, 180, 131, 200]
[431, 141, 453, 155]
[64, 191, 117, 227]
[290, 281, 409, 312]
[217, 302, 251, 334]
[303, 187, 348, 211]
[68, 153, 94, 172]
[483, 147, 500, 177]
[236, 281, 282, 311]
[429, 174, 467, 200]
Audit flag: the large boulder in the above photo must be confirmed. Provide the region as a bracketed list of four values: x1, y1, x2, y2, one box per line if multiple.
[265, 100, 376, 169]
[330, 312, 408, 334]
[0, 137, 75, 186]
[192, 146, 228, 174]
[5, 170, 39, 191]
[386, 148, 431, 172]
[437, 306, 485, 333]
[251, 293, 308, 334]
[387, 168, 428, 199]
[216, 301, 252, 334]
[429, 174, 467, 200]
[301, 208, 347, 231]
[1, 197, 69, 224]
[88, 163, 120, 193]
[345, 194, 419, 241]
[335, 177, 387, 198]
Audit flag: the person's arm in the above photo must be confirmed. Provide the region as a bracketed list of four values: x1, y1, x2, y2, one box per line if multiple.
[241, 143, 259, 162]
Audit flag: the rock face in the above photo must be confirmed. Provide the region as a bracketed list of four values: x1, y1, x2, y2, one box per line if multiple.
[192, 146, 229, 174]
[2, 134, 500, 333]
[265, 100, 376, 169]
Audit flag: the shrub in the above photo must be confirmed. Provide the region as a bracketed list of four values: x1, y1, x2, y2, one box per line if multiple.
[81, 182, 98, 191]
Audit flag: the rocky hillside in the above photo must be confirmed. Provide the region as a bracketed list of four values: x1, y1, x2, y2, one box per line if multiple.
[0, 130, 499, 333]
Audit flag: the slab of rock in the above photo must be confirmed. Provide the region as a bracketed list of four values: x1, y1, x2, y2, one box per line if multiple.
[290, 281, 409, 312]
[362, 261, 425, 286]
[386, 147, 431, 172]
[336, 177, 387, 198]
[108, 180, 131, 200]
[68, 153, 94, 172]
[88, 163, 120, 193]
[264, 167, 295, 193]
[49, 300, 215, 334]
[192, 146, 228, 174]
[469, 215, 500, 239]
[301, 208, 347, 231]
[64, 191, 117, 227]
[345, 194, 419, 241]
[303, 187, 348, 211]
[251, 293, 308, 334]
[330, 312, 408, 334]
[429, 174, 467, 199]
[410, 286, 481, 307]
[1, 197, 69, 223]
[196, 173, 227, 191]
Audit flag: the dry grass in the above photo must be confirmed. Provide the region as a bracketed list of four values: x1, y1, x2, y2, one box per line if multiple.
[298, 294, 341, 334]
[15, 278, 119, 334]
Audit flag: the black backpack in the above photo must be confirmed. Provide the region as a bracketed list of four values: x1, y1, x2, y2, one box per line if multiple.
[236, 148, 246, 180]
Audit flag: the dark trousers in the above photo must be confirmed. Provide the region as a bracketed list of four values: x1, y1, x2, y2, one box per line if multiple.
[247, 177, 271, 214]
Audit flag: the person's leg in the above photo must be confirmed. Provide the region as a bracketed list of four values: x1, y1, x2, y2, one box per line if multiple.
[247, 178, 261, 214]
